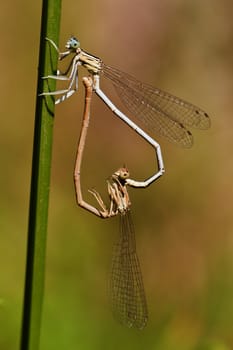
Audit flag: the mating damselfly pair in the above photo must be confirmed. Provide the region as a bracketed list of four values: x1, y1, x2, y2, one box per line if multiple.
[41, 37, 210, 329]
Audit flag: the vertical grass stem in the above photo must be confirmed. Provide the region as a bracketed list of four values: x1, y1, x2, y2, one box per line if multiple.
[20, 1, 62, 349]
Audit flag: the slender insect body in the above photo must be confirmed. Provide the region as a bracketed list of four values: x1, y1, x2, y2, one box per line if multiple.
[73, 77, 148, 328]
[41, 36, 210, 148]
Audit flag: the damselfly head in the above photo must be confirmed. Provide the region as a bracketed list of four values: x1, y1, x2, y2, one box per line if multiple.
[114, 167, 130, 181]
[66, 37, 80, 51]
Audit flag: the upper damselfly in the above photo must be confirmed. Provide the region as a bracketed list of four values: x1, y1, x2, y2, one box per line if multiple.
[40, 37, 210, 149]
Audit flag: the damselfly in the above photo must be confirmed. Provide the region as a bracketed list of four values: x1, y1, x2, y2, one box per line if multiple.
[74, 77, 164, 328]
[40, 37, 210, 148]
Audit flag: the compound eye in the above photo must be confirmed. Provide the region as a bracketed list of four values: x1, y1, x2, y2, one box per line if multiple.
[121, 168, 129, 179]
[66, 37, 80, 50]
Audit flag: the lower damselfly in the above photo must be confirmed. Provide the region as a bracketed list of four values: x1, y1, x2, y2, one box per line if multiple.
[74, 76, 163, 328]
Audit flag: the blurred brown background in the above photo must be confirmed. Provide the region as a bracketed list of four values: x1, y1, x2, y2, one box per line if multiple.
[1, 0, 233, 349]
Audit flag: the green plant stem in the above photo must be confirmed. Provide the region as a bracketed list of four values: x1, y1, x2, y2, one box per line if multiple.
[20, 1, 61, 349]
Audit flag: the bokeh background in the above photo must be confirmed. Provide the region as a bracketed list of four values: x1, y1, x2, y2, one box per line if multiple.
[1, 0, 233, 349]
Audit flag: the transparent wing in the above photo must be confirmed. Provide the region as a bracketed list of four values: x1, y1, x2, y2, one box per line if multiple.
[102, 64, 210, 148]
[110, 210, 148, 329]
